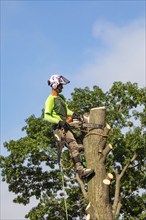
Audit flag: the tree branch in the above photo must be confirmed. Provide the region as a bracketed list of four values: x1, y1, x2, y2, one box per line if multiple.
[112, 170, 120, 218]
[101, 144, 113, 162]
[76, 173, 88, 199]
[97, 124, 111, 156]
[115, 193, 126, 218]
[119, 152, 137, 179]
[64, 177, 76, 182]
[115, 201, 122, 218]
[65, 175, 88, 199]
[112, 152, 137, 218]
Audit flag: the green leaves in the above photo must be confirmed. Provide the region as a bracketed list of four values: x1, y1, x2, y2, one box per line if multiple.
[1, 82, 145, 219]
[105, 82, 145, 129]
[68, 86, 105, 113]
[68, 81, 145, 219]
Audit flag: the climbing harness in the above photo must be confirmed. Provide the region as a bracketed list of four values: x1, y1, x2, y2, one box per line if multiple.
[69, 121, 108, 138]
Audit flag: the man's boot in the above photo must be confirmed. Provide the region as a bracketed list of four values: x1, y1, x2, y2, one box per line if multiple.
[73, 155, 94, 179]
[77, 168, 94, 179]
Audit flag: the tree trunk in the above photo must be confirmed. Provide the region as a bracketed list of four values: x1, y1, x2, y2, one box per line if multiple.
[83, 107, 113, 220]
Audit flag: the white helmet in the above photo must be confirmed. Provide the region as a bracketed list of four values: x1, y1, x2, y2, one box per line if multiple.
[48, 75, 70, 89]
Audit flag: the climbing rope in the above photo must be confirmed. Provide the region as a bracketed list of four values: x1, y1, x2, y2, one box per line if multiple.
[80, 129, 108, 138]
[60, 162, 69, 220]
[61, 161, 74, 170]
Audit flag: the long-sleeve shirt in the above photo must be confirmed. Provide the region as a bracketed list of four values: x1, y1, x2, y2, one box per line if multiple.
[44, 94, 73, 124]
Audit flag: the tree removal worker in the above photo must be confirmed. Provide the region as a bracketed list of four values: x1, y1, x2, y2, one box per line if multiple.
[44, 74, 94, 179]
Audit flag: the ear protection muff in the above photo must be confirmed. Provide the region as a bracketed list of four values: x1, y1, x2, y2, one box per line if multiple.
[52, 83, 58, 89]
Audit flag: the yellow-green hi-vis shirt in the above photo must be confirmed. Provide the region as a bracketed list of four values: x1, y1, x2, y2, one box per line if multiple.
[44, 94, 73, 124]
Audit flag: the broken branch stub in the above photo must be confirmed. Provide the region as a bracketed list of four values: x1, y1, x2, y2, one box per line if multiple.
[103, 173, 114, 185]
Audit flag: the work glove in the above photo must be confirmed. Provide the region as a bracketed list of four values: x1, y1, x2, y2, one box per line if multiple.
[58, 120, 70, 130]
[72, 112, 81, 121]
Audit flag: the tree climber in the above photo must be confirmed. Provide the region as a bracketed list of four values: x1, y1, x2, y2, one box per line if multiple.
[44, 74, 94, 179]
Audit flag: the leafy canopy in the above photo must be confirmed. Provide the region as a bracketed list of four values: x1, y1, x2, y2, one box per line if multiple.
[0, 82, 146, 219]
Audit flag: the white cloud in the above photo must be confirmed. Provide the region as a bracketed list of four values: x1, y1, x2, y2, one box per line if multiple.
[74, 18, 145, 91]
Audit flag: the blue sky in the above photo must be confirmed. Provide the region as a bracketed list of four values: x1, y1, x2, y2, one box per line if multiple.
[1, 1, 145, 219]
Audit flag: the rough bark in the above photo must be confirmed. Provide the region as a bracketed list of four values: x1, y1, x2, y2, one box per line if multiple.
[83, 107, 113, 220]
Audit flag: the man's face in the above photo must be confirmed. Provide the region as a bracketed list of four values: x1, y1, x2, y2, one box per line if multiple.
[56, 84, 63, 93]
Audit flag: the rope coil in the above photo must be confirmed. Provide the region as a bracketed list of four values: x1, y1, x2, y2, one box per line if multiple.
[81, 129, 108, 138]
